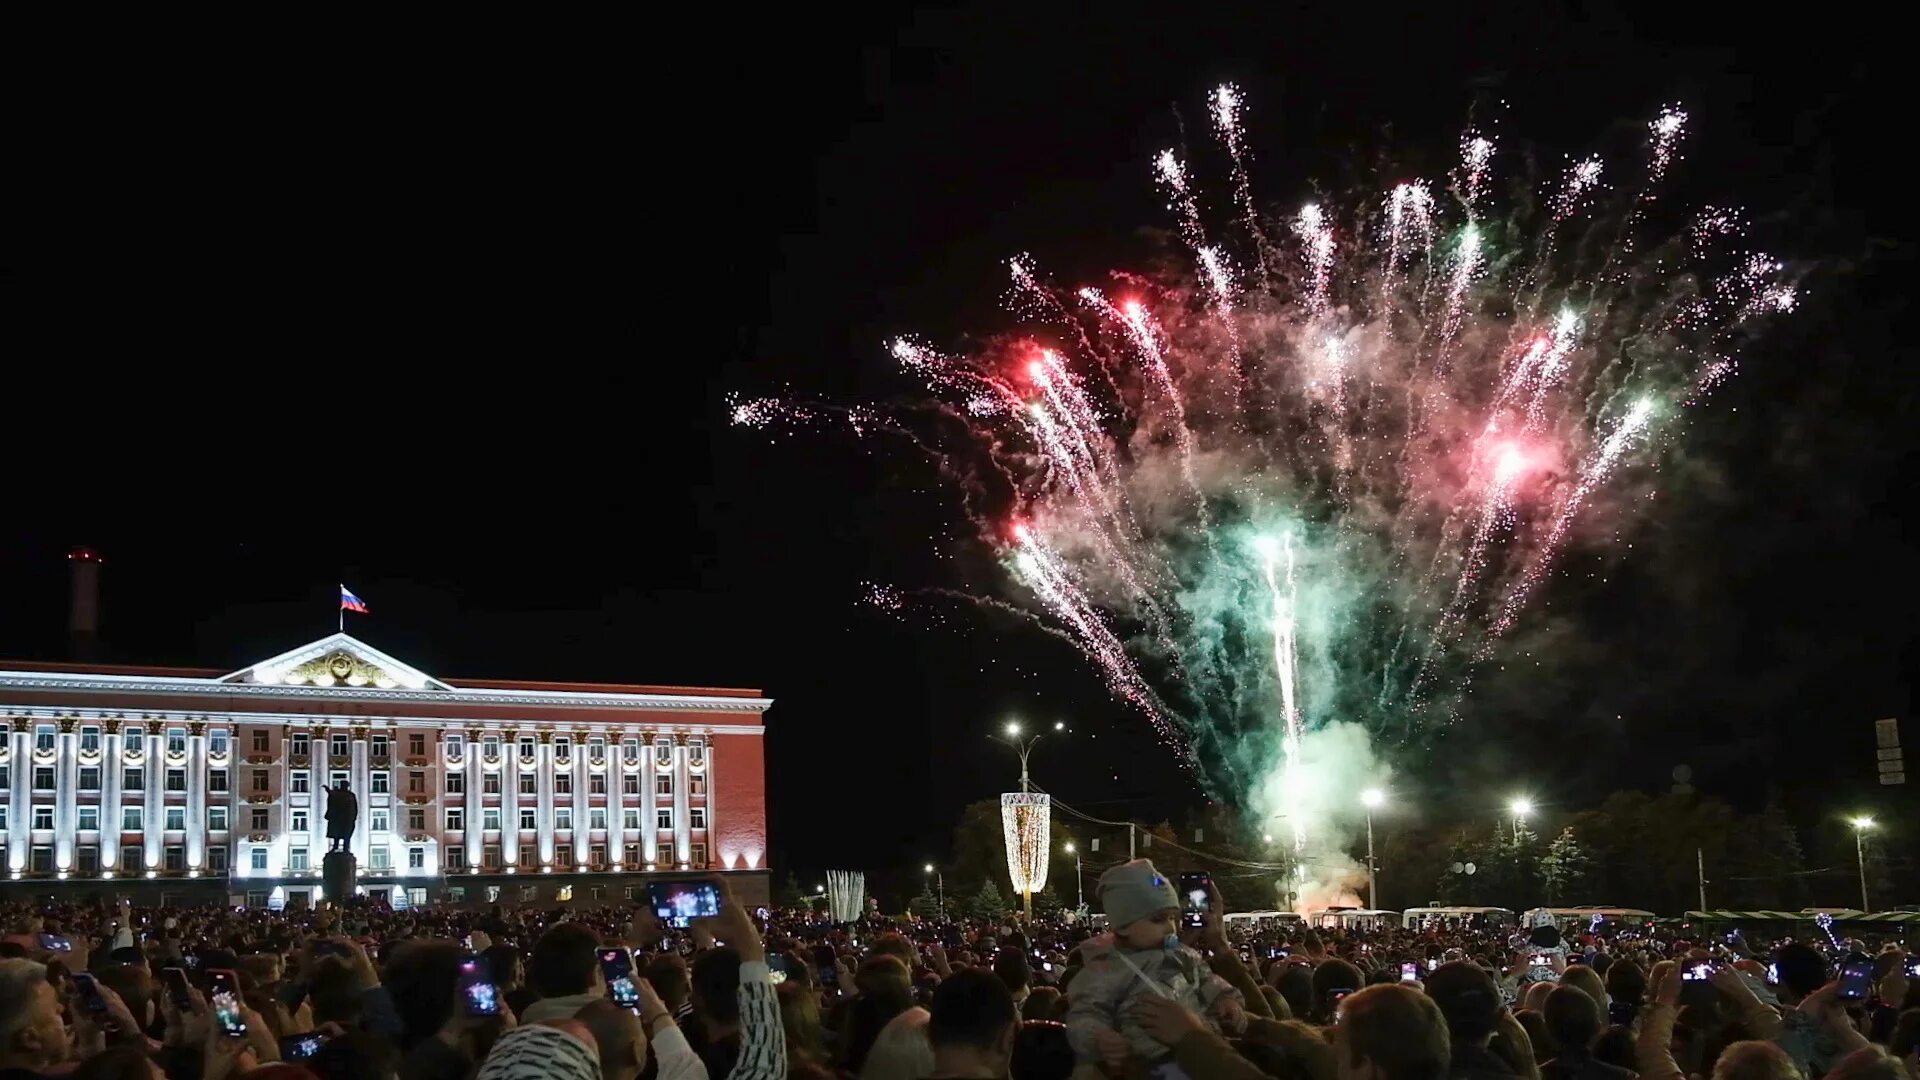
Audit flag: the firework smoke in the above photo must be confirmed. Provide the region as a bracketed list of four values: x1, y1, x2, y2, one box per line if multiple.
[735, 89, 1797, 905]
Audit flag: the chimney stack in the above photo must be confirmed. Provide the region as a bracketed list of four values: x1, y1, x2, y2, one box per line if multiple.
[68, 546, 102, 661]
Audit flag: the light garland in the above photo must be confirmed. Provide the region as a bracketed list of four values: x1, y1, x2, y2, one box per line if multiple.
[1000, 792, 1051, 894]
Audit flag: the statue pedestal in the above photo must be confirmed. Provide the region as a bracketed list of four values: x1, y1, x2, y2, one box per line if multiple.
[322, 850, 358, 902]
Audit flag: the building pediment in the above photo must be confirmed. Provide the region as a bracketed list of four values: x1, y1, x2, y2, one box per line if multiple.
[220, 634, 451, 692]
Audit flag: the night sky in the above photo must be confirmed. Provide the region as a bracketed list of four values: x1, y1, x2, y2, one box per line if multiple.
[7, 4, 1914, 901]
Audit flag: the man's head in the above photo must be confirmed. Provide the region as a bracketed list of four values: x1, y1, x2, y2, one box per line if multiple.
[575, 999, 648, 1080]
[1710, 1040, 1803, 1080]
[868, 933, 916, 967]
[641, 954, 690, 1011]
[928, 969, 1019, 1075]
[1422, 961, 1502, 1045]
[1333, 984, 1451, 1080]
[530, 923, 603, 999]
[383, 940, 466, 1042]
[690, 946, 742, 1028]
[1311, 959, 1365, 1022]
[1095, 860, 1181, 951]
[309, 954, 372, 1027]
[1771, 944, 1827, 1003]
[0, 959, 66, 1070]
[1543, 986, 1603, 1053]
[992, 948, 1032, 995]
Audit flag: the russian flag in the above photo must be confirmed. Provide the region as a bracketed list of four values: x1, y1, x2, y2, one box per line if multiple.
[339, 585, 369, 614]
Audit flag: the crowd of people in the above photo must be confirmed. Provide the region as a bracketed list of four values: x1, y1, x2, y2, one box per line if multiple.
[2, 858, 1916, 1080]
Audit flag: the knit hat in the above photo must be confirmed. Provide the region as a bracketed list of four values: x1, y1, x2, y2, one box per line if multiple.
[1095, 859, 1181, 929]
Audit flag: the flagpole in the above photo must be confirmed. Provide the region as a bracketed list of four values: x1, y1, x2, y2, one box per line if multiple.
[339, 584, 344, 634]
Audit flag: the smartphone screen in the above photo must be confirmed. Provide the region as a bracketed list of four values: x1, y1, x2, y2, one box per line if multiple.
[280, 1033, 330, 1060]
[459, 956, 501, 1016]
[208, 970, 247, 1037]
[162, 967, 195, 1012]
[1836, 960, 1874, 1001]
[1682, 962, 1713, 981]
[72, 973, 110, 1014]
[1399, 962, 1418, 982]
[646, 880, 721, 929]
[38, 933, 73, 953]
[812, 944, 838, 986]
[1177, 872, 1212, 928]
[600, 948, 640, 1008]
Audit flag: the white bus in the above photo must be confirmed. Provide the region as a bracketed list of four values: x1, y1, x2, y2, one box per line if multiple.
[1521, 907, 1656, 931]
[1309, 908, 1402, 931]
[1402, 906, 1516, 930]
[1225, 910, 1306, 933]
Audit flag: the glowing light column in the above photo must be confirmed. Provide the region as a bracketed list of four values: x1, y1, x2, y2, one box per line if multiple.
[993, 720, 1062, 917]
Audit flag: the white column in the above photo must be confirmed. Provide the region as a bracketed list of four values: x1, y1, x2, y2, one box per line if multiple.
[697, 736, 713, 869]
[8, 727, 29, 871]
[350, 730, 370, 865]
[571, 736, 587, 868]
[55, 724, 78, 871]
[537, 735, 554, 866]
[465, 730, 483, 871]
[186, 725, 206, 869]
[501, 731, 521, 866]
[144, 727, 163, 870]
[672, 734, 691, 867]
[611, 740, 628, 870]
[101, 726, 121, 873]
[641, 735, 660, 867]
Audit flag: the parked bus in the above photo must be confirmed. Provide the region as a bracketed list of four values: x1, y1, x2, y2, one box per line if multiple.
[1402, 906, 1516, 931]
[1225, 910, 1306, 934]
[1309, 908, 1402, 931]
[1522, 907, 1656, 931]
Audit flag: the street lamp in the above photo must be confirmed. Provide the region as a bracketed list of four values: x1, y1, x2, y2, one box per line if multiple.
[1360, 789, 1385, 910]
[1063, 842, 1084, 909]
[992, 720, 1066, 918]
[923, 862, 946, 919]
[1849, 817, 1875, 912]
[1508, 797, 1533, 837]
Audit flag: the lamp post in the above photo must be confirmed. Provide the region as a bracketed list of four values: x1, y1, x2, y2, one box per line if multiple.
[923, 862, 945, 920]
[1063, 842, 1084, 909]
[1508, 797, 1533, 838]
[1361, 789, 1384, 910]
[1849, 817, 1875, 913]
[992, 720, 1064, 917]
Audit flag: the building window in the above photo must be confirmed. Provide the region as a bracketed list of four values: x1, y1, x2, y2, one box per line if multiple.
[623, 740, 639, 762]
[623, 843, 640, 864]
[446, 772, 465, 795]
[80, 766, 100, 790]
[81, 727, 101, 753]
[688, 739, 705, 766]
[409, 733, 426, 756]
[124, 726, 143, 752]
[590, 843, 606, 866]
[408, 847, 425, 869]
[164, 846, 185, 871]
[447, 808, 466, 831]
[371, 808, 390, 833]
[122, 807, 142, 832]
[691, 842, 707, 866]
[35, 726, 56, 752]
[518, 736, 535, 758]
[209, 729, 229, 754]
[371, 772, 390, 795]
[655, 843, 672, 865]
[250, 808, 269, 832]
[520, 809, 537, 830]
[251, 729, 270, 753]
[483, 773, 501, 795]
[623, 773, 640, 795]
[518, 773, 536, 795]
[33, 767, 54, 791]
[251, 770, 269, 793]
[33, 805, 55, 830]
[446, 733, 464, 757]
[590, 773, 606, 795]
[690, 775, 707, 796]
[590, 808, 607, 829]
[289, 848, 310, 871]
[555, 773, 572, 795]
[407, 808, 425, 831]
[330, 733, 349, 757]
[370, 847, 391, 870]
[623, 809, 641, 830]
[408, 771, 424, 794]
[166, 807, 186, 831]
[292, 770, 310, 793]
[208, 846, 227, 872]
[484, 846, 502, 869]
[556, 808, 574, 831]
[165, 769, 185, 792]
[209, 770, 228, 792]
[291, 732, 310, 757]
[555, 737, 571, 761]
[656, 808, 673, 831]
[123, 768, 143, 791]
[121, 847, 140, 872]
[690, 808, 706, 830]
[482, 736, 500, 756]
[31, 847, 54, 873]
[289, 809, 307, 833]
[167, 729, 186, 754]
[589, 736, 605, 757]
[545, 843, 567, 868]
[329, 771, 349, 789]
[209, 807, 228, 831]
[446, 847, 465, 870]
[655, 774, 673, 797]
[371, 735, 390, 758]
[0, 764, 7, 789]
[78, 806, 100, 831]
[251, 848, 268, 871]
[482, 809, 501, 831]
[655, 743, 672, 766]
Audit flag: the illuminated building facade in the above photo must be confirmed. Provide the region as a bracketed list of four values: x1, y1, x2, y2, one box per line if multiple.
[0, 634, 771, 907]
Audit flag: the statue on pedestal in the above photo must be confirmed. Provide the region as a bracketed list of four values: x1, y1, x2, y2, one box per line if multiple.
[325, 782, 359, 852]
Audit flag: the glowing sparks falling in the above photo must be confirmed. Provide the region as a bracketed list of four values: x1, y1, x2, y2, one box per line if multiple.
[734, 89, 1801, 829]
